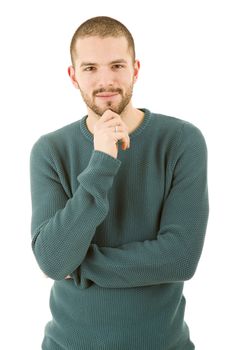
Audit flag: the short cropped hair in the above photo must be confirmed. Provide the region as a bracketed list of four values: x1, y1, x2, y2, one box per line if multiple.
[70, 16, 136, 66]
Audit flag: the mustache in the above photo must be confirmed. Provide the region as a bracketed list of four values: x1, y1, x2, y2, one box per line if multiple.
[94, 88, 122, 95]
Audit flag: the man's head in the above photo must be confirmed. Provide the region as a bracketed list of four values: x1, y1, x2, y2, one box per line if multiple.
[68, 16, 140, 116]
[70, 16, 136, 66]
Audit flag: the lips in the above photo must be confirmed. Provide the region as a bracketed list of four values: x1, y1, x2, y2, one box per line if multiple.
[96, 92, 119, 98]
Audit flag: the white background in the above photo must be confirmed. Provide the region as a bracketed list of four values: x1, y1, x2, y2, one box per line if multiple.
[0, 1, 232, 349]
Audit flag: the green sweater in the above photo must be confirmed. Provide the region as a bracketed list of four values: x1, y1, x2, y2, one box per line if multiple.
[30, 108, 209, 350]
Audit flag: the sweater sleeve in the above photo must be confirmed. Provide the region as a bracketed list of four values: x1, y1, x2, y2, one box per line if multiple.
[77, 123, 209, 289]
[30, 136, 121, 280]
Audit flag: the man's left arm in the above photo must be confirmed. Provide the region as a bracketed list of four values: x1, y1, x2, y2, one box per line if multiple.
[75, 123, 209, 289]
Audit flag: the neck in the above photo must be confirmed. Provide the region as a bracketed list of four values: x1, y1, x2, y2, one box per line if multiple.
[86, 103, 145, 136]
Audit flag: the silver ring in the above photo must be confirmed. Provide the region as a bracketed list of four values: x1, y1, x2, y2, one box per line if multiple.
[115, 125, 118, 133]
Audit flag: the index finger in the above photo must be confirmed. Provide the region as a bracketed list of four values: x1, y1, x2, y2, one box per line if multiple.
[101, 109, 121, 121]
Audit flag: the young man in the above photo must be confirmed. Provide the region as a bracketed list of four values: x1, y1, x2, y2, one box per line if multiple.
[30, 16, 209, 350]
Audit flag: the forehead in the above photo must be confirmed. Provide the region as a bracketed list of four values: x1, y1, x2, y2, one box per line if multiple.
[75, 36, 131, 64]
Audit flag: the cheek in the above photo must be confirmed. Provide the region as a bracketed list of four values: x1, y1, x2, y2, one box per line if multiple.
[120, 71, 134, 84]
[77, 78, 93, 94]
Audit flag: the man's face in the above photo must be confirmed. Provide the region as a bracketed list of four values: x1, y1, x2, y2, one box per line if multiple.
[70, 36, 139, 116]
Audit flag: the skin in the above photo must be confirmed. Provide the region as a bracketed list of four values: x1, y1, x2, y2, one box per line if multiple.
[64, 35, 144, 279]
[68, 36, 144, 142]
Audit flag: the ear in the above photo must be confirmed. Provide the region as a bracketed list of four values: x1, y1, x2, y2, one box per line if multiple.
[133, 60, 140, 83]
[68, 65, 79, 89]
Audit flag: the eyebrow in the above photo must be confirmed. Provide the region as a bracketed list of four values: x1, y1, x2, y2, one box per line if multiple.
[80, 59, 128, 67]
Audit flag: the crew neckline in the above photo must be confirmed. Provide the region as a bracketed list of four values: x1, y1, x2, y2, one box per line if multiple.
[80, 108, 152, 143]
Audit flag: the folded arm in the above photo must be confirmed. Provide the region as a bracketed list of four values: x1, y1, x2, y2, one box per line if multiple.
[77, 123, 209, 288]
[30, 136, 121, 280]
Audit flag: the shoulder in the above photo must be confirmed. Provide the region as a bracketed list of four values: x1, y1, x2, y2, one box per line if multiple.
[30, 118, 82, 156]
[147, 109, 207, 146]
[41, 119, 81, 143]
[143, 109, 208, 173]
[149, 110, 199, 133]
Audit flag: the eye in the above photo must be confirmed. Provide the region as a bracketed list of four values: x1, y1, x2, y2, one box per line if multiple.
[112, 64, 124, 70]
[84, 66, 96, 72]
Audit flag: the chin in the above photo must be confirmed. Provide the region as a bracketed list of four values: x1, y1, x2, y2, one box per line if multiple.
[96, 104, 119, 115]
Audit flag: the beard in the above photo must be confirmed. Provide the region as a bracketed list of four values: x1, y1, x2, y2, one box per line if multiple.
[79, 83, 134, 116]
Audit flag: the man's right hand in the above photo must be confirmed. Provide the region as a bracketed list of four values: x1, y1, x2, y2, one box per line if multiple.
[93, 109, 130, 159]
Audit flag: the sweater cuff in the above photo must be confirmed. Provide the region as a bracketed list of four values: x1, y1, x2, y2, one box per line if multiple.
[77, 150, 121, 195]
[89, 150, 122, 174]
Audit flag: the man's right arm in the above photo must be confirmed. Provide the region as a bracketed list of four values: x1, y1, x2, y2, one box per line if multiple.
[30, 136, 121, 281]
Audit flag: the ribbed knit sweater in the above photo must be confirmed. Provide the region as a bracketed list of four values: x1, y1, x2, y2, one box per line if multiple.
[30, 108, 209, 350]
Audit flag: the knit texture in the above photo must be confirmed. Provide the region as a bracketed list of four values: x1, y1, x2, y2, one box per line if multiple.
[30, 108, 209, 350]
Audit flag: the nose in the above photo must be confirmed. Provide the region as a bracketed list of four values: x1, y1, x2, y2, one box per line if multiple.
[97, 67, 115, 88]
